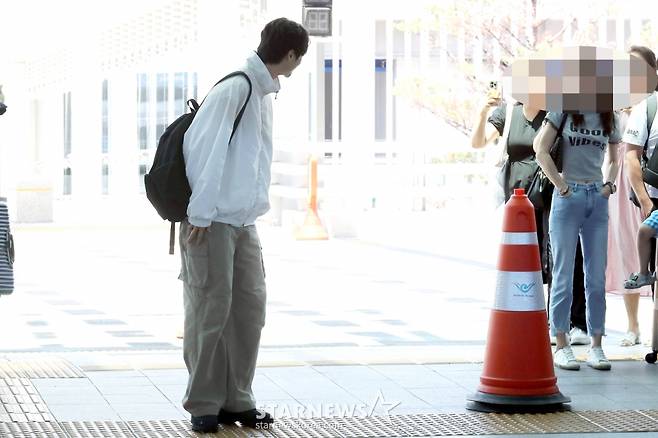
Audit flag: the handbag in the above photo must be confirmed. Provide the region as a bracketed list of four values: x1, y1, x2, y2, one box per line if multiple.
[0, 198, 14, 295]
[528, 114, 569, 207]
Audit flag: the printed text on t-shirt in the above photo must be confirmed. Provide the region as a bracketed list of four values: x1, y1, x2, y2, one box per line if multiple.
[567, 123, 606, 150]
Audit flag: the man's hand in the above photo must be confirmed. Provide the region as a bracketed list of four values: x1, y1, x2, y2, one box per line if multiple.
[641, 197, 655, 220]
[187, 225, 209, 245]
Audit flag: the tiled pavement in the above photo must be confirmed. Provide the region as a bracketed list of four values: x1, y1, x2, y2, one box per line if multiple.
[3, 359, 658, 436]
[3, 216, 658, 435]
[1, 220, 655, 365]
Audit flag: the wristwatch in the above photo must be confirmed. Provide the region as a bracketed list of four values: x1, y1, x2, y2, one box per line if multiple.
[603, 181, 617, 194]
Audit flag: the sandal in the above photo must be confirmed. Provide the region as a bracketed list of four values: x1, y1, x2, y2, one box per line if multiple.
[624, 272, 656, 289]
[620, 331, 640, 347]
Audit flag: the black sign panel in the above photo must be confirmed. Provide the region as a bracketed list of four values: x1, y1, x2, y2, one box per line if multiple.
[303, 6, 331, 37]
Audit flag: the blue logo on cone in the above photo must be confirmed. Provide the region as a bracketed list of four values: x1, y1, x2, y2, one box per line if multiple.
[513, 282, 536, 294]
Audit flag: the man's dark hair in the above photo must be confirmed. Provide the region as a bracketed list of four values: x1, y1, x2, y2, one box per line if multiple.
[257, 18, 309, 64]
[630, 45, 657, 70]
[629, 45, 658, 91]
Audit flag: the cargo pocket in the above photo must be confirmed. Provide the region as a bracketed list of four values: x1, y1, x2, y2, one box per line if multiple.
[180, 230, 210, 289]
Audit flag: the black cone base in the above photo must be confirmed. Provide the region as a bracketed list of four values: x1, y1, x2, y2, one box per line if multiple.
[466, 391, 571, 413]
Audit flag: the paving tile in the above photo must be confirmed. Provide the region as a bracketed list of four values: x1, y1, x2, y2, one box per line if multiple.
[31, 378, 96, 389]
[154, 384, 186, 404]
[141, 369, 188, 385]
[85, 370, 145, 380]
[112, 403, 186, 420]
[48, 403, 120, 421]
[40, 393, 108, 405]
[91, 378, 156, 392]
[103, 390, 171, 404]
[407, 387, 470, 406]
[566, 394, 621, 410]
[314, 365, 391, 382]
[312, 320, 359, 327]
[598, 384, 658, 402]
[347, 387, 431, 411]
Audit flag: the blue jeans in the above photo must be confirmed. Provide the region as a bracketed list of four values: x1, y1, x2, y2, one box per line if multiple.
[549, 181, 609, 337]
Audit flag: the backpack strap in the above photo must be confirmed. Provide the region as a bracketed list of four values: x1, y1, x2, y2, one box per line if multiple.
[169, 222, 176, 255]
[643, 93, 657, 167]
[501, 103, 517, 199]
[556, 113, 568, 137]
[197, 71, 253, 144]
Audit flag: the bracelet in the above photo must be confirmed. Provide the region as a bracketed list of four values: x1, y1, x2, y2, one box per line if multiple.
[603, 181, 616, 194]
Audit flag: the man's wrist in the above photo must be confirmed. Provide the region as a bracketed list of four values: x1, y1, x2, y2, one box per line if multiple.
[559, 185, 570, 195]
[603, 181, 617, 194]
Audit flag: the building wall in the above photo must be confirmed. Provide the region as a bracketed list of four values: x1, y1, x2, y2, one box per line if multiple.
[0, 0, 651, 222]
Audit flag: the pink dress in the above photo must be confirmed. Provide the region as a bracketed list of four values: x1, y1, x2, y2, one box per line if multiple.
[606, 134, 652, 296]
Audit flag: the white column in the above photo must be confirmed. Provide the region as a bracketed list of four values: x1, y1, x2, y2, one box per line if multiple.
[332, 21, 341, 142]
[197, 0, 241, 95]
[108, 72, 138, 200]
[616, 16, 625, 50]
[385, 17, 394, 142]
[598, 17, 607, 47]
[341, 4, 375, 146]
[69, 76, 102, 211]
[327, 1, 376, 236]
[315, 42, 326, 142]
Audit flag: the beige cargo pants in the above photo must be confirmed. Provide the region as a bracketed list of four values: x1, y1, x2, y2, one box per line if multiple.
[178, 220, 266, 417]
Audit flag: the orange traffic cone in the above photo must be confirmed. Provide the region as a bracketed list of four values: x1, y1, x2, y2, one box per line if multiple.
[467, 188, 570, 413]
[295, 156, 329, 240]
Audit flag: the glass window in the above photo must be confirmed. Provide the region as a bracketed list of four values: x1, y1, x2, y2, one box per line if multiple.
[155, 73, 169, 141]
[102, 163, 109, 195]
[63, 92, 72, 157]
[102, 79, 109, 154]
[63, 167, 72, 195]
[174, 72, 188, 115]
[139, 164, 148, 193]
[137, 74, 149, 150]
[192, 72, 198, 101]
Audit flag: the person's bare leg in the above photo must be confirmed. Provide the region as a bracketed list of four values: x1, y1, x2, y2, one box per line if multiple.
[638, 225, 654, 276]
[623, 293, 640, 335]
[556, 332, 569, 349]
[591, 333, 603, 348]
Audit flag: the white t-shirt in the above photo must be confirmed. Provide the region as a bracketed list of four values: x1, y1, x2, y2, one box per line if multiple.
[622, 92, 658, 199]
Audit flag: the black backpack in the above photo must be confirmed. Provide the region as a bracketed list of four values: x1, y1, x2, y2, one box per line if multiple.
[144, 71, 252, 254]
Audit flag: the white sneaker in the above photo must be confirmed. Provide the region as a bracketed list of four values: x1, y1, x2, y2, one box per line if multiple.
[569, 327, 590, 345]
[586, 347, 611, 370]
[554, 346, 580, 370]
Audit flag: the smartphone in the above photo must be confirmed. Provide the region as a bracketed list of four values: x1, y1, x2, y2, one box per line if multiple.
[488, 80, 501, 102]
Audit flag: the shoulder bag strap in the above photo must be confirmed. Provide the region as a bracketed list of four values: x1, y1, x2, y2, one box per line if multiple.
[644, 93, 657, 164]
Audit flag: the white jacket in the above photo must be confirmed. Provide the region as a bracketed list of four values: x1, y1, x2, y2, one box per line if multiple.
[183, 52, 280, 227]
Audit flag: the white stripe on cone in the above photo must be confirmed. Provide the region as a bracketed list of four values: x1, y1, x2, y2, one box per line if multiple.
[494, 271, 545, 312]
[500, 232, 538, 245]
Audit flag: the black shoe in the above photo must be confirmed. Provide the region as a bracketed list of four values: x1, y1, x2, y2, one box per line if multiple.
[218, 408, 274, 428]
[191, 415, 218, 433]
